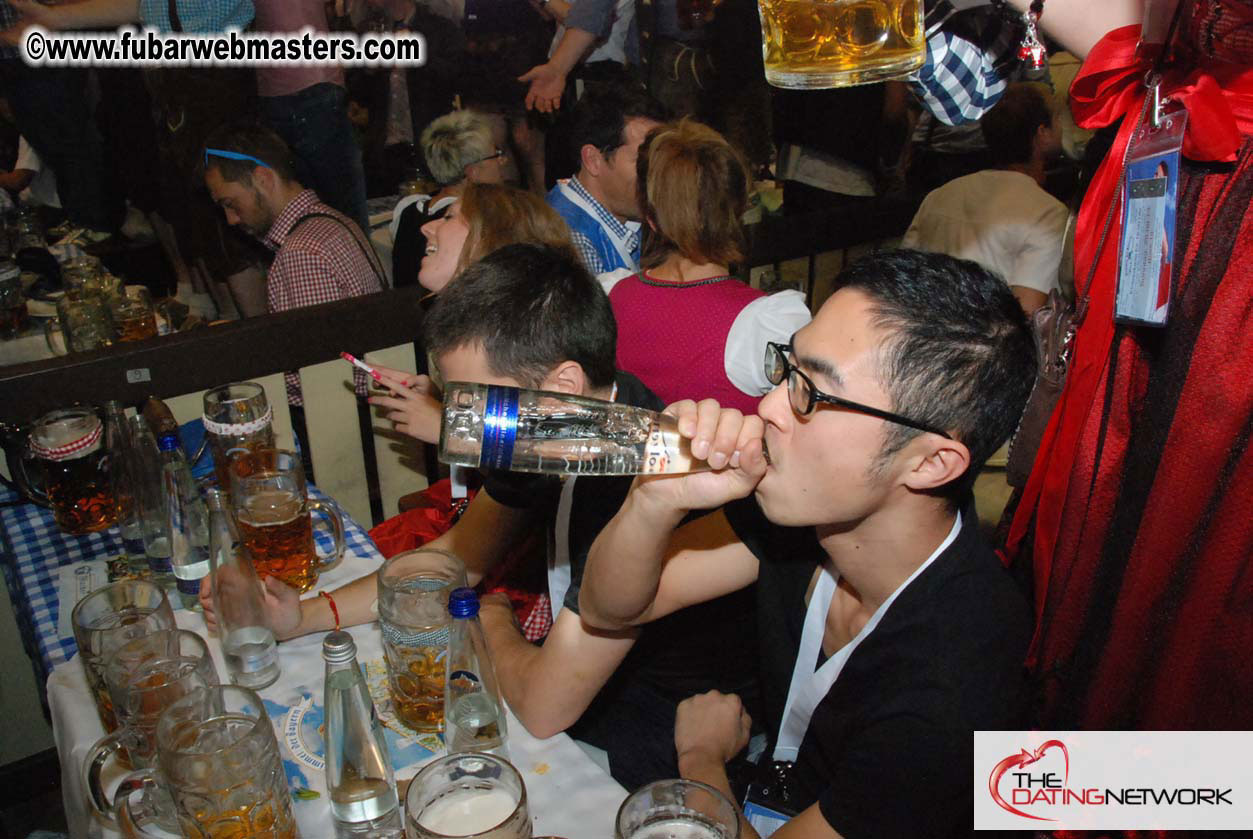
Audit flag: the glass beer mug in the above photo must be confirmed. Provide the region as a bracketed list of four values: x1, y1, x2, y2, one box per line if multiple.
[230, 448, 344, 593]
[22, 407, 117, 534]
[44, 295, 116, 355]
[203, 382, 275, 492]
[405, 752, 531, 839]
[759, 0, 925, 88]
[114, 685, 301, 839]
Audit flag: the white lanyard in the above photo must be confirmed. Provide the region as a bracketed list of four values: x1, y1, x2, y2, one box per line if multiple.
[773, 512, 962, 762]
[548, 382, 617, 619]
[557, 180, 640, 273]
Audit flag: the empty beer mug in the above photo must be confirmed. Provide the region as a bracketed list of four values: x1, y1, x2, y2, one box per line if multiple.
[378, 548, 467, 734]
[44, 295, 116, 354]
[114, 685, 300, 839]
[759, 0, 925, 89]
[83, 630, 219, 834]
[230, 448, 344, 593]
[405, 752, 530, 839]
[71, 580, 176, 732]
[202, 383, 274, 493]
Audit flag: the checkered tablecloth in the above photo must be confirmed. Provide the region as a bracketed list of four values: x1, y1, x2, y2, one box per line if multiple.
[0, 481, 381, 680]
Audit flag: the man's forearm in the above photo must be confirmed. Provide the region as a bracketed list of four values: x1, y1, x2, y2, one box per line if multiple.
[579, 485, 687, 630]
[676, 753, 760, 839]
[549, 27, 599, 75]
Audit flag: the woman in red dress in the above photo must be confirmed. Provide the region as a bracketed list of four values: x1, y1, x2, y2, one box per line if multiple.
[1005, 0, 1253, 730]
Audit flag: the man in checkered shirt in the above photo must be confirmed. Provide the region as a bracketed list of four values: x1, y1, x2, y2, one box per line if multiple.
[202, 121, 385, 406]
[546, 88, 668, 284]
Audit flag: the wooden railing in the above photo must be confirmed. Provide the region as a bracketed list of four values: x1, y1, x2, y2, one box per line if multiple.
[0, 287, 431, 528]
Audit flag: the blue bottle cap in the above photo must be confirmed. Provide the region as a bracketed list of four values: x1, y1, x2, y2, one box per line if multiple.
[156, 434, 180, 452]
[448, 587, 480, 618]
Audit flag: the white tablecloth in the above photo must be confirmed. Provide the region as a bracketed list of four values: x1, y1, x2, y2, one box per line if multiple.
[48, 550, 627, 838]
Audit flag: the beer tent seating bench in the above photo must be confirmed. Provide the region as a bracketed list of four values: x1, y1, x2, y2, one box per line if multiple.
[0, 286, 434, 530]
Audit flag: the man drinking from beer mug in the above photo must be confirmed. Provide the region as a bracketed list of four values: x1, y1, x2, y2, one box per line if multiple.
[579, 249, 1035, 838]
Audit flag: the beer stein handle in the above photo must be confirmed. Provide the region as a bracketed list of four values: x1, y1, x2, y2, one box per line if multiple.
[43, 318, 68, 355]
[310, 497, 345, 571]
[83, 729, 134, 830]
[14, 446, 51, 507]
[109, 771, 176, 839]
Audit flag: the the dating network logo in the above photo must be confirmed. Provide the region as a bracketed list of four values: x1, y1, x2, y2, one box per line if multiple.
[988, 740, 1070, 821]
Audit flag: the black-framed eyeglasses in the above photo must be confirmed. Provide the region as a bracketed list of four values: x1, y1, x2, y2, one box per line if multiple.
[764, 342, 952, 439]
[469, 148, 506, 166]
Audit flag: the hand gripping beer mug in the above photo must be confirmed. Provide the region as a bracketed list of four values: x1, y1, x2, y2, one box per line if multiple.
[83, 630, 219, 835]
[114, 685, 300, 839]
[230, 448, 344, 593]
[616, 779, 740, 839]
[23, 407, 116, 534]
[203, 383, 275, 492]
[377, 548, 467, 733]
[71, 580, 176, 732]
[405, 752, 530, 839]
[759, 0, 924, 89]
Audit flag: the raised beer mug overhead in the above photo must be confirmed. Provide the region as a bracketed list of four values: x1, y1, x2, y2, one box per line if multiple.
[759, 0, 925, 88]
[229, 447, 344, 593]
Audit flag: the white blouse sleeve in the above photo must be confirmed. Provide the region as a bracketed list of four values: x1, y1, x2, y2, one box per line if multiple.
[725, 290, 813, 396]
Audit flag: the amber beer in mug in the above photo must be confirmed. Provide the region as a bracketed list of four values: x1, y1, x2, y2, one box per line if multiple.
[25, 407, 116, 534]
[203, 382, 275, 492]
[230, 449, 343, 592]
[377, 548, 467, 733]
[759, 0, 924, 88]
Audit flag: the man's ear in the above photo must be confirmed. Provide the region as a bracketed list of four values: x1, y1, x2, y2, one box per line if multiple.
[580, 143, 606, 178]
[900, 435, 971, 494]
[540, 360, 589, 396]
[250, 164, 278, 196]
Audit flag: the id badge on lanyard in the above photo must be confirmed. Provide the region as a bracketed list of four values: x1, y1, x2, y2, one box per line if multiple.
[1114, 0, 1188, 327]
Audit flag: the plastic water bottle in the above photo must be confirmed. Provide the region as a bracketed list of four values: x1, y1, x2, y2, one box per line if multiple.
[205, 487, 279, 689]
[323, 630, 402, 837]
[444, 588, 508, 756]
[439, 382, 710, 476]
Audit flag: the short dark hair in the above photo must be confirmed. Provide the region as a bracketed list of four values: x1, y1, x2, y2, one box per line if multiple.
[424, 244, 618, 390]
[836, 249, 1035, 501]
[202, 120, 299, 184]
[569, 87, 669, 162]
[980, 83, 1053, 167]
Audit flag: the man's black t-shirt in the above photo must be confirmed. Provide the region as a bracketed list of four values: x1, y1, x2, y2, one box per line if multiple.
[724, 495, 1032, 839]
[484, 373, 760, 788]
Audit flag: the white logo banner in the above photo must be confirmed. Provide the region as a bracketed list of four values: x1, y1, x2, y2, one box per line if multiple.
[975, 731, 1253, 831]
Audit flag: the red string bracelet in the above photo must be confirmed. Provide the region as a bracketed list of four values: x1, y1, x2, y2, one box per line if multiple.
[319, 590, 340, 631]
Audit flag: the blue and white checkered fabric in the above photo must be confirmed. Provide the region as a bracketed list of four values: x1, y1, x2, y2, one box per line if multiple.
[0, 482, 379, 679]
[910, 30, 1010, 127]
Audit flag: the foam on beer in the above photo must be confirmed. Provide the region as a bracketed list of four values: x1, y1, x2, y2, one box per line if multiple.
[417, 787, 517, 835]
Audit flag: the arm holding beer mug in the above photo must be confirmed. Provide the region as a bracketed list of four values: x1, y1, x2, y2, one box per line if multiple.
[201, 489, 532, 638]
